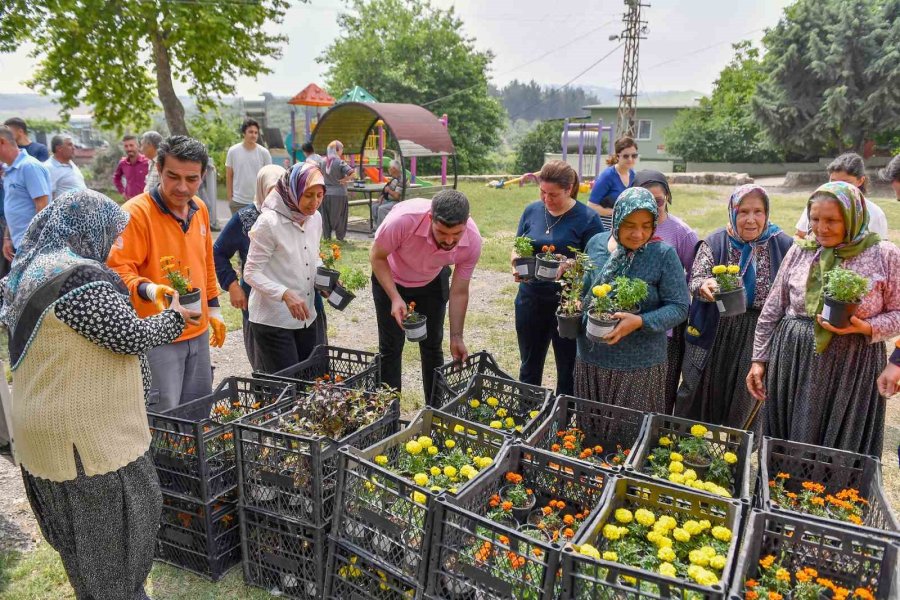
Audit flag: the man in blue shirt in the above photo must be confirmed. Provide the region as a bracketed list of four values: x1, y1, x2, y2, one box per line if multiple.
[0, 126, 51, 261]
[3, 118, 50, 162]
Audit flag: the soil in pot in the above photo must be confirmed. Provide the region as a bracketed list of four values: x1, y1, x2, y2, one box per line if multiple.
[402, 316, 427, 342]
[535, 254, 562, 281]
[500, 485, 536, 523]
[314, 267, 340, 292]
[714, 287, 746, 318]
[166, 289, 203, 313]
[822, 296, 859, 329]
[556, 311, 582, 339]
[586, 312, 619, 344]
[513, 257, 537, 281]
[327, 283, 355, 311]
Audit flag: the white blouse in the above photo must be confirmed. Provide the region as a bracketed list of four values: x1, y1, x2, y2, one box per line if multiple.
[244, 199, 321, 330]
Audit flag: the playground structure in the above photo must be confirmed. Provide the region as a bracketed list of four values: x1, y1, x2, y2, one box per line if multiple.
[488, 118, 615, 194]
[287, 83, 336, 163]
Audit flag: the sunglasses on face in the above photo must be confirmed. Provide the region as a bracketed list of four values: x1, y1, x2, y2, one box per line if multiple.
[619, 153, 639, 159]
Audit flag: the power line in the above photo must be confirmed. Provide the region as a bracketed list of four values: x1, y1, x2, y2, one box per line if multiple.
[643, 28, 764, 71]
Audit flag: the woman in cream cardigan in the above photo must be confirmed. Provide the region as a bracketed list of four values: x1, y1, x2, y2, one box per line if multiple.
[1, 190, 194, 599]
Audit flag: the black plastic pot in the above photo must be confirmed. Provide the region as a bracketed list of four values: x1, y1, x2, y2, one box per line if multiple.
[402, 316, 427, 342]
[823, 296, 859, 329]
[326, 283, 355, 311]
[513, 256, 537, 281]
[500, 485, 536, 523]
[166, 289, 202, 313]
[556, 311, 582, 339]
[586, 312, 619, 344]
[714, 287, 746, 317]
[314, 267, 340, 292]
[534, 254, 562, 282]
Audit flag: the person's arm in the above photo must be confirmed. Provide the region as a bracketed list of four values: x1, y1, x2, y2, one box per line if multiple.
[33, 195, 48, 213]
[339, 161, 355, 185]
[212, 215, 242, 292]
[689, 241, 717, 299]
[587, 172, 614, 217]
[370, 239, 407, 326]
[621, 248, 689, 336]
[386, 181, 402, 201]
[263, 148, 273, 166]
[113, 160, 126, 195]
[24, 163, 51, 213]
[680, 227, 700, 276]
[225, 167, 234, 202]
[878, 340, 900, 396]
[856, 245, 900, 343]
[448, 274, 471, 362]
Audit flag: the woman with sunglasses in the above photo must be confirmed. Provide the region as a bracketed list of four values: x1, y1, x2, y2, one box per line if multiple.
[588, 137, 638, 230]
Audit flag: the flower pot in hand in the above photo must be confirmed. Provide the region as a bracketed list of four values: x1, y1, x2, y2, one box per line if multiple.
[166, 289, 202, 313]
[822, 296, 859, 329]
[556, 310, 582, 339]
[314, 267, 340, 292]
[402, 315, 427, 342]
[586, 312, 619, 344]
[535, 254, 562, 282]
[513, 256, 537, 281]
[327, 283, 355, 311]
[714, 287, 746, 317]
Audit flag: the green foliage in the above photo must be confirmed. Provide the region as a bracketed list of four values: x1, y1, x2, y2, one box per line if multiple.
[824, 267, 869, 303]
[752, 0, 900, 156]
[559, 249, 593, 316]
[0, 0, 291, 134]
[664, 42, 783, 162]
[614, 276, 649, 312]
[339, 266, 369, 293]
[317, 0, 505, 174]
[188, 111, 242, 183]
[512, 236, 534, 258]
[514, 120, 562, 174]
[495, 80, 599, 121]
[87, 144, 125, 192]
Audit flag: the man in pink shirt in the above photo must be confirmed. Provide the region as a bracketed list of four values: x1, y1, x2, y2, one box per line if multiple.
[112, 134, 150, 199]
[370, 191, 482, 401]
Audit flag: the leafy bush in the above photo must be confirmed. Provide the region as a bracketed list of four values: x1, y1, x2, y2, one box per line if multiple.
[514, 120, 561, 174]
[824, 267, 869, 303]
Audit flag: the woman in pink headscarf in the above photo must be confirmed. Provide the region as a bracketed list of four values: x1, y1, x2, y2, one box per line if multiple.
[317, 140, 355, 240]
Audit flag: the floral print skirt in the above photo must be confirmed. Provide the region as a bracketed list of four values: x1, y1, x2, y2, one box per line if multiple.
[574, 358, 666, 414]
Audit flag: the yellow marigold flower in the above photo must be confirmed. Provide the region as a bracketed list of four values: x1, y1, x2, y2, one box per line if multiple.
[430, 466, 441, 477]
[374, 455, 388, 466]
[709, 555, 727, 570]
[592, 285, 608, 298]
[427, 446, 438, 455]
[687, 326, 701, 336]
[655, 535, 673, 549]
[602, 524, 621, 541]
[690, 424, 708, 437]
[411, 491, 427, 504]
[668, 473, 685, 484]
[405, 440, 422, 455]
[469, 399, 481, 408]
[658, 546, 676, 562]
[448, 487, 458, 493]
[712, 265, 727, 275]
[775, 568, 790, 582]
[656, 515, 677, 531]
[529, 410, 540, 419]
[727, 265, 740, 274]
[689, 549, 709, 567]
[659, 562, 677, 577]
[614, 508, 633, 524]
[413, 473, 429, 486]
[578, 544, 601, 559]
[683, 520, 702, 536]
[504, 417, 515, 428]
[634, 508, 656, 527]
[659, 436, 672, 446]
[698, 520, 711, 531]
[445, 439, 456, 449]
[646, 531, 660, 544]
[669, 452, 684, 462]
[691, 480, 707, 490]
[668, 461, 685, 474]
[454, 424, 465, 434]
[496, 408, 508, 418]
[602, 550, 618, 561]
[479, 457, 493, 469]
[443, 466, 457, 478]
[417, 436, 433, 449]
[723, 451, 738, 464]
[486, 397, 499, 407]
[683, 469, 698, 482]
[673, 528, 691, 542]
[489, 420, 503, 429]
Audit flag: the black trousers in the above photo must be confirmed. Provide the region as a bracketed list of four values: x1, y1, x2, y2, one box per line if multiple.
[372, 267, 450, 402]
[515, 284, 575, 396]
[250, 320, 319, 374]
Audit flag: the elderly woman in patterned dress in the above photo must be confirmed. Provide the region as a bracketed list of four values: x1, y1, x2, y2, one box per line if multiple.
[675, 185, 792, 432]
[1, 190, 193, 599]
[748, 182, 900, 456]
[575, 187, 690, 413]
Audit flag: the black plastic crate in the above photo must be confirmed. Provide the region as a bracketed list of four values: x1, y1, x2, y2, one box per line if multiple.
[427, 444, 611, 600]
[155, 492, 241, 581]
[626, 413, 754, 501]
[148, 377, 295, 502]
[758, 436, 900, 539]
[235, 392, 401, 527]
[431, 351, 513, 408]
[255, 345, 381, 392]
[240, 507, 327, 599]
[325, 538, 421, 600]
[439, 375, 553, 442]
[561, 475, 743, 599]
[527, 395, 649, 472]
[330, 409, 510, 585]
[729, 510, 898, 599]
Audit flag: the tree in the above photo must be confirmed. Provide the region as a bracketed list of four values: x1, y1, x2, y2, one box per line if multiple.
[0, 0, 291, 136]
[318, 0, 505, 174]
[514, 120, 562, 174]
[752, 0, 900, 156]
[664, 42, 783, 163]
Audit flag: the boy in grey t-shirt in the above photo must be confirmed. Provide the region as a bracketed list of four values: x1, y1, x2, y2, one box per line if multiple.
[225, 118, 272, 214]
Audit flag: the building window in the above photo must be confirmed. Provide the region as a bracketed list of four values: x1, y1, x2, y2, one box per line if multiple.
[636, 119, 652, 141]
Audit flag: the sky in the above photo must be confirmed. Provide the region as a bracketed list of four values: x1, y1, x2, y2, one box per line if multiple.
[0, 0, 794, 99]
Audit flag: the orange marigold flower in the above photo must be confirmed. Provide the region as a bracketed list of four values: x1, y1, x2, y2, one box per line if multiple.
[811, 496, 825, 506]
[563, 442, 575, 450]
[745, 592, 759, 600]
[776, 472, 790, 480]
[593, 445, 604, 454]
[745, 580, 759, 589]
[498, 535, 510, 546]
[563, 514, 575, 525]
[542, 506, 553, 516]
[854, 588, 874, 600]
[802, 481, 825, 494]
[533, 547, 543, 557]
[759, 555, 776, 570]
[551, 443, 561, 452]
[501, 501, 513, 511]
[489, 495, 500, 508]
[775, 568, 790, 582]
[505, 472, 523, 485]
[555, 501, 566, 511]
[768, 593, 783, 600]
[848, 514, 862, 525]
[562, 528, 575, 539]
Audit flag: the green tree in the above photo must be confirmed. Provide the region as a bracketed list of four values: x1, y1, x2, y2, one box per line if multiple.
[514, 120, 562, 174]
[752, 0, 900, 156]
[317, 0, 505, 174]
[664, 42, 782, 163]
[0, 0, 292, 136]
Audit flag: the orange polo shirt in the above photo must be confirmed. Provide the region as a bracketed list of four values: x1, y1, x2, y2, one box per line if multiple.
[108, 191, 219, 343]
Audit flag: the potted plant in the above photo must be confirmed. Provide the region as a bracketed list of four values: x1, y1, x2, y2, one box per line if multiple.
[402, 301, 427, 342]
[327, 266, 368, 311]
[498, 471, 535, 523]
[556, 249, 592, 339]
[316, 241, 342, 292]
[822, 267, 869, 328]
[711, 264, 745, 317]
[512, 236, 537, 281]
[161, 256, 202, 312]
[586, 276, 648, 344]
[535, 244, 563, 282]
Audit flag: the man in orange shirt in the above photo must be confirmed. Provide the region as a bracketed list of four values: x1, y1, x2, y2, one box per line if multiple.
[108, 136, 226, 411]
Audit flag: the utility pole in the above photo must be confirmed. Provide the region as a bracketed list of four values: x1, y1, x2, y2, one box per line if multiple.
[611, 0, 649, 139]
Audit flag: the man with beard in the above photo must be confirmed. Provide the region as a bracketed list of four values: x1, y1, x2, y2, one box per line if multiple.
[113, 134, 150, 200]
[370, 190, 482, 401]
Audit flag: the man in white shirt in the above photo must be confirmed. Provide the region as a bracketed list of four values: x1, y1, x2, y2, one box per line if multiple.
[225, 118, 272, 215]
[141, 130, 163, 193]
[44, 134, 86, 201]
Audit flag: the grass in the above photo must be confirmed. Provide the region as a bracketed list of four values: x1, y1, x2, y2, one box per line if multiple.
[3, 181, 898, 599]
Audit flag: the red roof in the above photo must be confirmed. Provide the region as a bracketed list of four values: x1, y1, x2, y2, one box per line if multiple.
[288, 83, 335, 107]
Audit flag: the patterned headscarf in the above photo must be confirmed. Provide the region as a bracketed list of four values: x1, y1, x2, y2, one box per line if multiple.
[271, 162, 325, 223]
[598, 187, 660, 283]
[800, 181, 880, 352]
[0, 190, 130, 361]
[240, 164, 286, 235]
[325, 140, 344, 175]
[726, 184, 783, 306]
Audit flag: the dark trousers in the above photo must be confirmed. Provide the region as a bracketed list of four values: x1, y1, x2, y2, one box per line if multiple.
[515, 285, 576, 396]
[250, 320, 319, 374]
[372, 268, 450, 402]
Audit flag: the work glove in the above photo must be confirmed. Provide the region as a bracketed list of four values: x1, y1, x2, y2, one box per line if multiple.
[209, 306, 227, 348]
[145, 282, 177, 312]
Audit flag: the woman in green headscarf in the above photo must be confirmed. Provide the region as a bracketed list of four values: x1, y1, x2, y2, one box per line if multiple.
[748, 181, 900, 455]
